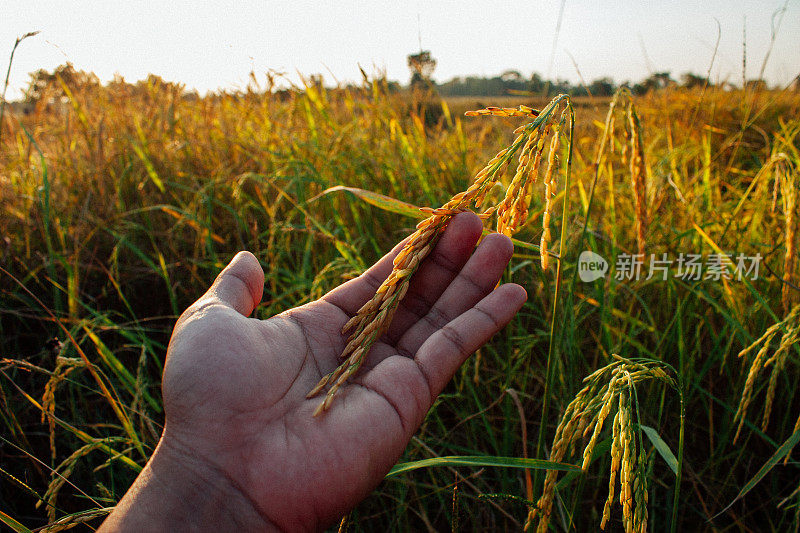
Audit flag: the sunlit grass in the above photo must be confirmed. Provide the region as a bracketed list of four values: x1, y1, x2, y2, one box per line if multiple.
[1, 70, 799, 530]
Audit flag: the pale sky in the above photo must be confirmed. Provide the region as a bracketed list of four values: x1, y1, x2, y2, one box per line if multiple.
[2, 1, 798, 99]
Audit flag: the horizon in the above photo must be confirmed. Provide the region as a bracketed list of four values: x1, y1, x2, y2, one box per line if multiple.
[3, 1, 799, 99]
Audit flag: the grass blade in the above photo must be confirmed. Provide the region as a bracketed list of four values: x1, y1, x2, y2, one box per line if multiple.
[0, 510, 32, 533]
[715, 426, 800, 518]
[314, 185, 425, 219]
[641, 424, 679, 475]
[386, 456, 580, 479]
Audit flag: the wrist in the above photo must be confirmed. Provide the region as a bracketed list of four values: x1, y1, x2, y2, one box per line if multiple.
[100, 432, 278, 532]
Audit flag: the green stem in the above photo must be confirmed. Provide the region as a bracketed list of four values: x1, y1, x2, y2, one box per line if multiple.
[534, 99, 575, 495]
[671, 378, 685, 533]
[562, 96, 616, 529]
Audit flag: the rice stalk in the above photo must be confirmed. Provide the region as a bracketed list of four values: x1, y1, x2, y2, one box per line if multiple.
[41, 357, 85, 464]
[308, 100, 569, 414]
[627, 104, 648, 257]
[36, 437, 123, 523]
[601, 407, 623, 529]
[591, 88, 649, 257]
[525, 357, 675, 532]
[496, 128, 542, 237]
[632, 447, 649, 532]
[618, 386, 635, 531]
[39, 507, 113, 532]
[780, 162, 798, 315]
[539, 114, 564, 271]
[734, 304, 800, 441]
[306, 146, 507, 415]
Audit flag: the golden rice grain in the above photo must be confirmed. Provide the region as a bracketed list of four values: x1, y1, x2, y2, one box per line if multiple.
[601, 407, 623, 529]
[42, 357, 85, 463]
[37, 438, 119, 522]
[633, 448, 649, 533]
[308, 128, 522, 414]
[39, 507, 113, 532]
[539, 126, 561, 271]
[464, 105, 539, 118]
[734, 304, 800, 442]
[619, 388, 634, 532]
[627, 105, 647, 257]
[780, 164, 798, 315]
[309, 97, 571, 414]
[526, 358, 669, 532]
[496, 128, 543, 237]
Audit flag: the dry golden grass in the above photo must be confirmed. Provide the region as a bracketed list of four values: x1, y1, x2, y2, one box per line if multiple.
[3, 67, 800, 530]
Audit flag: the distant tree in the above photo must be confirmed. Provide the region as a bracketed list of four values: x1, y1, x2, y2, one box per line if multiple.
[550, 78, 572, 96]
[680, 72, 708, 89]
[407, 50, 436, 89]
[529, 72, 546, 94]
[386, 80, 401, 93]
[24, 63, 100, 104]
[407, 50, 441, 126]
[635, 71, 675, 94]
[588, 77, 616, 97]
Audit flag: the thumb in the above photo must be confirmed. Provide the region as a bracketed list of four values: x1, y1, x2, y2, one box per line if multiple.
[206, 251, 265, 317]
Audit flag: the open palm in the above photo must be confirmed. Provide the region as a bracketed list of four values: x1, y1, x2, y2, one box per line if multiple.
[105, 212, 526, 532]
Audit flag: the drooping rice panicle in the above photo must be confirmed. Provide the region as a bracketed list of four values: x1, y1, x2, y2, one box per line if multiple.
[525, 358, 673, 532]
[464, 104, 539, 118]
[41, 357, 85, 463]
[540, 120, 562, 271]
[780, 162, 798, 315]
[632, 448, 649, 533]
[309, 98, 570, 414]
[496, 127, 545, 237]
[627, 103, 647, 257]
[602, 407, 623, 529]
[39, 507, 113, 533]
[734, 304, 800, 440]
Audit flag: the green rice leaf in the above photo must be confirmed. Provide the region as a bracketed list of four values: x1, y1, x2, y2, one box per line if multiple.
[0, 510, 32, 533]
[316, 186, 425, 219]
[641, 424, 679, 475]
[715, 427, 800, 518]
[386, 455, 580, 478]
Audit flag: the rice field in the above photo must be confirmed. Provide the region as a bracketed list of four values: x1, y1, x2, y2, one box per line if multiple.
[1, 70, 800, 531]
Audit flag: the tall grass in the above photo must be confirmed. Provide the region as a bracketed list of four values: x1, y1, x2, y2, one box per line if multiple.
[1, 69, 800, 531]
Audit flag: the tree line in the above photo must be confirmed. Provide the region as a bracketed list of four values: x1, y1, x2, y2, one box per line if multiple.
[12, 61, 793, 109]
[431, 69, 775, 97]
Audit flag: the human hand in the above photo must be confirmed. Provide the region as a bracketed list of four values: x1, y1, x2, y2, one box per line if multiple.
[101, 211, 527, 532]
